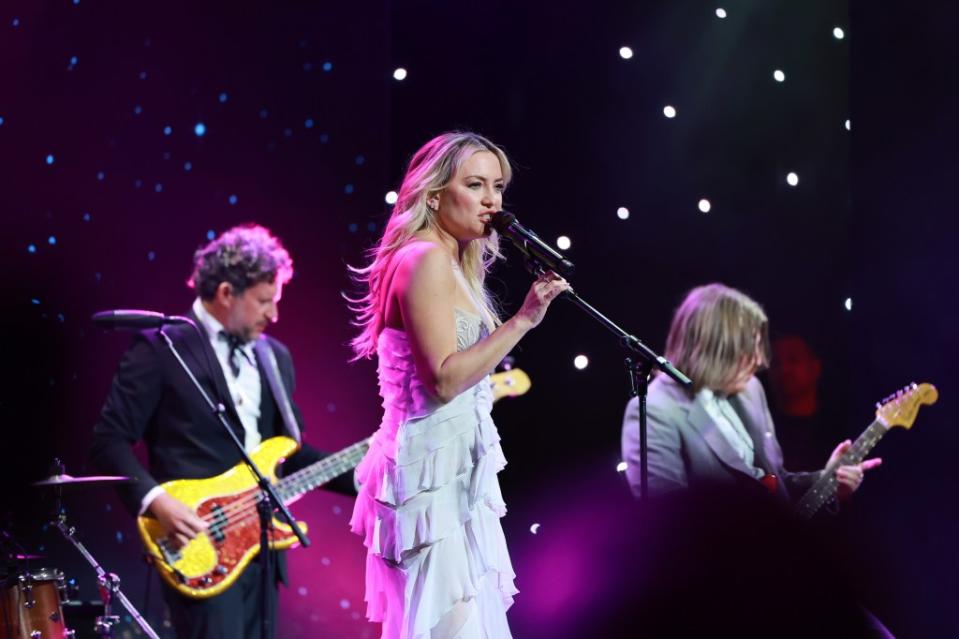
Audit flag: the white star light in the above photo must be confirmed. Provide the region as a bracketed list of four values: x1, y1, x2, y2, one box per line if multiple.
[698, 199, 711, 213]
[556, 236, 571, 250]
[773, 69, 786, 82]
[616, 207, 630, 220]
[786, 172, 799, 187]
[619, 46, 633, 60]
[393, 68, 407, 81]
[573, 355, 589, 370]
[663, 105, 676, 119]
[385, 191, 398, 204]
[833, 27, 845, 40]
[715, 8, 727, 19]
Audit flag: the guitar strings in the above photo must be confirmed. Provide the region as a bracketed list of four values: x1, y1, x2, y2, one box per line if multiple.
[165, 444, 368, 537]
[194, 445, 366, 527]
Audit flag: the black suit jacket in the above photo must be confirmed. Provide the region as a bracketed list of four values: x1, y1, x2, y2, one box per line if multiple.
[89, 314, 354, 567]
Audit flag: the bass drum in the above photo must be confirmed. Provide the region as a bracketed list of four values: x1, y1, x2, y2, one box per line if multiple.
[1, 567, 72, 638]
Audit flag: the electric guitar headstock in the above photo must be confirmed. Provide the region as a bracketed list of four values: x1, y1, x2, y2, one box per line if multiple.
[490, 368, 531, 402]
[876, 382, 938, 430]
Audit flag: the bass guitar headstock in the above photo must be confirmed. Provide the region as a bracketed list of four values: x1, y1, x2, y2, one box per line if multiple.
[490, 368, 531, 402]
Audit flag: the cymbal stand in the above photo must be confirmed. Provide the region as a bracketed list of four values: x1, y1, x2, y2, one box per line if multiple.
[49, 460, 160, 639]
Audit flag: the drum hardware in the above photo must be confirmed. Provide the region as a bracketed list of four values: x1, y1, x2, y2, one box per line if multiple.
[33, 459, 160, 639]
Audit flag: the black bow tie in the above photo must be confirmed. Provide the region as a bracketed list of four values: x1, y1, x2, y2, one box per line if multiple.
[219, 331, 252, 377]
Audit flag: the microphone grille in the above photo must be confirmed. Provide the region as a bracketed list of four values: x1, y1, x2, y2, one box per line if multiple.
[489, 210, 516, 233]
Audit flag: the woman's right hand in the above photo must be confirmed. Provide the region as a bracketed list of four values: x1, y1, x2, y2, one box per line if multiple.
[514, 271, 570, 329]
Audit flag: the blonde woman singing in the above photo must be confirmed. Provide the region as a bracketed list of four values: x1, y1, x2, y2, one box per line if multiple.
[348, 132, 568, 639]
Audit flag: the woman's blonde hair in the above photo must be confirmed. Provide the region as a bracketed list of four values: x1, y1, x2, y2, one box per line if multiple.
[347, 131, 511, 359]
[664, 283, 770, 394]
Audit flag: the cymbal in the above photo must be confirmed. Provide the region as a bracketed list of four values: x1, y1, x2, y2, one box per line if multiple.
[32, 473, 134, 488]
[9, 553, 44, 561]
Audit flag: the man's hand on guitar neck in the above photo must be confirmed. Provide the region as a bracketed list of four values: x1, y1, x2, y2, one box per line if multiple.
[149, 492, 208, 548]
[826, 440, 883, 501]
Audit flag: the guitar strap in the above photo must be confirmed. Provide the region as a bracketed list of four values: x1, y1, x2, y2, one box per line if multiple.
[254, 339, 302, 445]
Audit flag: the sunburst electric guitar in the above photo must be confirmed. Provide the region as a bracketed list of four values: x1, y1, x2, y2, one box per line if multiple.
[138, 368, 532, 598]
[794, 382, 938, 520]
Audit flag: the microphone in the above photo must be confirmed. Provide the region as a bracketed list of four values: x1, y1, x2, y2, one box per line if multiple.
[489, 210, 575, 277]
[91, 309, 192, 330]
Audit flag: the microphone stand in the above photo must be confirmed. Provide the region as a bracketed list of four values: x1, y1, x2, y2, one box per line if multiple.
[158, 323, 308, 639]
[522, 257, 692, 502]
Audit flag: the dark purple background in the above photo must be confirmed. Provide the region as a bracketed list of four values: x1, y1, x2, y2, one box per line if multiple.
[2, 1, 956, 637]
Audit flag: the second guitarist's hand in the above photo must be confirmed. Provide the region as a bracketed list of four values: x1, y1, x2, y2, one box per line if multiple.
[149, 492, 208, 548]
[826, 440, 883, 501]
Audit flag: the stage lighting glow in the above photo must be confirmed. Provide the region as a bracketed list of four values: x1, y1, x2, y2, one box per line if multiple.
[663, 105, 676, 118]
[786, 172, 799, 186]
[194, 122, 206, 137]
[48, 236, 56, 245]
[228, 194, 238, 205]
[0, 116, 4, 126]
[556, 236, 571, 250]
[530, 523, 541, 535]
[219, 92, 228, 103]
[845, 119, 851, 131]
[322, 61, 333, 72]
[305, 118, 314, 128]
[617, 206, 629, 220]
[259, 108, 269, 119]
[833, 27, 845, 40]
[345, 184, 354, 194]
[139, 71, 147, 80]
[339, 599, 351, 610]
[134, 105, 142, 115]
[616, 461, 628, 473]
[45, 154, 54, 165]
[698, 198, 711, 213]
[844, 297, 853, 311]
[154, 183, 163, 192]
[27, 244, 36, 254]
[385, 190, 398, 204]
[619, 46, 633, 60]
[12, 18, 20, 28]
[715, 8, 727, 18]
[574, 355, 589, 370]
[393, 67, 408, 81]
[184, 161, 192, 171]
[163, 125, 172, 136]
[773, 69, 786, 82]
[206, 230, 215, 240]
[96, 171, 105, 180]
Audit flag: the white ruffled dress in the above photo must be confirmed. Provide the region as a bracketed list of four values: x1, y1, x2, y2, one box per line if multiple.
[350, 308, 517, 639]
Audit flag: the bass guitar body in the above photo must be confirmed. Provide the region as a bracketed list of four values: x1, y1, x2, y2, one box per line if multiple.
[137, 437, 304, 599]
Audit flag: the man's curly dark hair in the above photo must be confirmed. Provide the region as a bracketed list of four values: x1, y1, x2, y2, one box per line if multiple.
[188, 224, 293, 299]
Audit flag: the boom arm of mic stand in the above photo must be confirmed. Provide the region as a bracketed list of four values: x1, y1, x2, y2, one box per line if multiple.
[157, 326, 310, 549]
[556, 287, 691, 388]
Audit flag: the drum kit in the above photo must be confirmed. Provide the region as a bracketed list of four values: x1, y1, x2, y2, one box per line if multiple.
[1, 462, 160, 639]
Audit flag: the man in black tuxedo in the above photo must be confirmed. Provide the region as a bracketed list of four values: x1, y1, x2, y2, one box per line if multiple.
[90, 224, 353, 639]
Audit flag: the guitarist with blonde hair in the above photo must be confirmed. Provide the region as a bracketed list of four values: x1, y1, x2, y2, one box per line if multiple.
[621, 283, 881, 502]
[90, 224, 354, 639]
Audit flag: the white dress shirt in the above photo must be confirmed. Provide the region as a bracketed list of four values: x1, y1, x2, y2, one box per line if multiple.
[696, 388, 766, 479]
